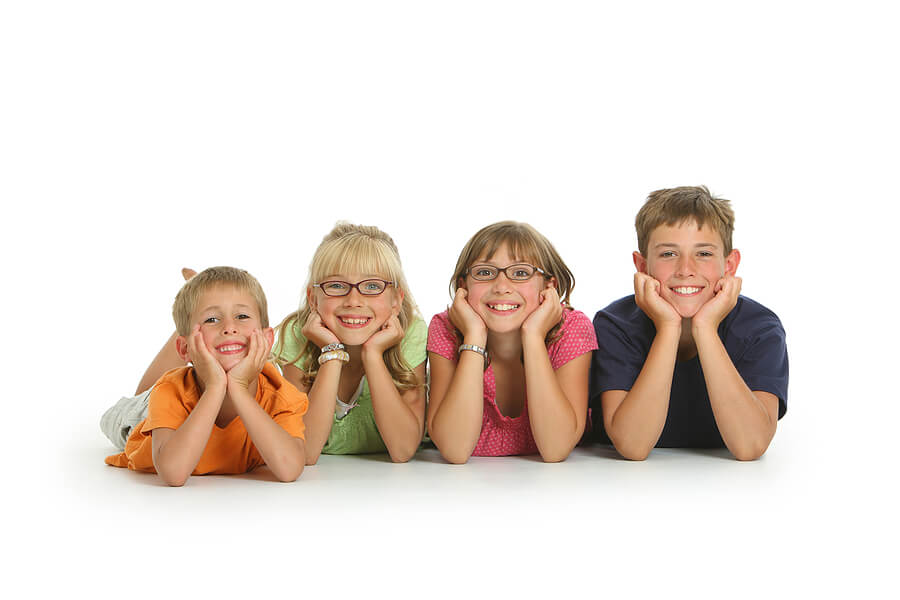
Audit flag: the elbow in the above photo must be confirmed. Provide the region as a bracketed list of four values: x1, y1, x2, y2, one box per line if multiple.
[731, 440, 770, 462]
[539, 445, 575, 463]
[388, 447, 417, 464]
[438, 445, 471, 465]
[158, 470, 189, 487]
[609, 432, 653, 461]
[275, 463, 304, 482]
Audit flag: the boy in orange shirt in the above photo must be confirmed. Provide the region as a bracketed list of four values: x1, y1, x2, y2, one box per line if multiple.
[105, 266, 308, 485]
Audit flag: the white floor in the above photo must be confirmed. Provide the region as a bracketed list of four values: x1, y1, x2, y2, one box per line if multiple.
[6, 2, 899, 597]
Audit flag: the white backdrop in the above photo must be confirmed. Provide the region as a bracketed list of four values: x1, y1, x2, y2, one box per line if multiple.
[3, 1, 897, 598]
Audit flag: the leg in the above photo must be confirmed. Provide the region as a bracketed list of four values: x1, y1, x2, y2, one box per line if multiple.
[134, 267, 197, 394]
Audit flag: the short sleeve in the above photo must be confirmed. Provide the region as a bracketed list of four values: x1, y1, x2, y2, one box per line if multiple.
[734, 317, 789, 419]
[426, 311, 458, 362]
[269, 389, 309, 440]
[590, 308, 650, 402]
[140, 382, 190, 434]
[549, 309, 599, 369]
[400, 318, 427, 368]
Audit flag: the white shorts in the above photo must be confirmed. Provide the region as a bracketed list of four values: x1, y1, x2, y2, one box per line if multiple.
[99, 389, 152, 451]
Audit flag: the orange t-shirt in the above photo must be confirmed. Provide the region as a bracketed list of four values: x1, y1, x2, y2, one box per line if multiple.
[105, 363, 308, 475]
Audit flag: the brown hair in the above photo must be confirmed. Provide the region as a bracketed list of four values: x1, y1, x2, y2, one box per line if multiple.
[450, 221, 574, 348]
[172, 266, 269, 336]
[635, 185, 735, 256]
[273, 222, 422, 391]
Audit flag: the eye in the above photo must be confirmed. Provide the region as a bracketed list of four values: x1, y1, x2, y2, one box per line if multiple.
[697, 251, 714, 258]
[512, 268, 531, 278]
[474, 267, 495, 277]
[203, 316, 219, 324]
[363, 281, 383, 291]
[660, 251, 676, 258]
[236, 313, 251, 320]
[325, 282, 349, 291]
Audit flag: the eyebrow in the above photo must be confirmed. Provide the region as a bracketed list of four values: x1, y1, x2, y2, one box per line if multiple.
[653, 242, 719, 249]
[199, 304, 254, 312]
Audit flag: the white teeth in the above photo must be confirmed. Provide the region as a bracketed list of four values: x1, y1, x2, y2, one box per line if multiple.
[340, 317, 369, 325]
[673, 287, 701, 295]
[489, 304, 519, 311]
[218, 344, 244, 352]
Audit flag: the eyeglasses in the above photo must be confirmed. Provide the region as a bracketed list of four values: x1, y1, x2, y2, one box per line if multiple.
[313, 279, 396, 297]
[467, 263, 548, 282]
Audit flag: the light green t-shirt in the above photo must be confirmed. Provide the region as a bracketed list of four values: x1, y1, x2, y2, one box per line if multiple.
[275, 318, 427, 454]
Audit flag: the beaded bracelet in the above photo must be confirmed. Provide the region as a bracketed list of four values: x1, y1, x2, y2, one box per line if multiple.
[318, 350, 350, 365]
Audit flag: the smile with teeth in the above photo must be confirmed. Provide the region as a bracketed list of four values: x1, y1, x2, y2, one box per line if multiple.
[488, 303, 520, 312]
[671, 286, 703, 296]
[216, 343, 246, 354]
[338, 316, 371, 327]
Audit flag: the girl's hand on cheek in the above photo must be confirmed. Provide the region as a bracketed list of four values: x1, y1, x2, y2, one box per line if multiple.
[449, 288, 487, 345]
[302, 310, 340, 348]
[363, 314, 404, 355]
[521, 287, 562, 341]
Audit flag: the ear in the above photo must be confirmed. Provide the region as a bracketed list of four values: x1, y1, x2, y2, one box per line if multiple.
[262, 327, 275, 351]
[544, 276, 557, 290]
[725, 249, 741, 276]
[391, 288, 404, 317]
[175, 335, 191, 363]
[456, 276, 467, 291]
[306, 286, 317, 310]
[633, 251, 649, 274]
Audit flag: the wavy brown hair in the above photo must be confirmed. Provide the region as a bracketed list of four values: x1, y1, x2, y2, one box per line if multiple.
[274, 222, 422, 391]
[449, 221, 575, 350]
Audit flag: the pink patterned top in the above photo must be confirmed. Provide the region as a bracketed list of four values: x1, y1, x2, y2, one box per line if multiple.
[426, 307, 598, 456]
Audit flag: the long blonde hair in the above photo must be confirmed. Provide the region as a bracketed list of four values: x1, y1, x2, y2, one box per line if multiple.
[274, 222, 422, 390]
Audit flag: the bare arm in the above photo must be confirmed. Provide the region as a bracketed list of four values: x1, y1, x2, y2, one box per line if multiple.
[425, 290, 488, 464]
[284, 361, 340, 466]
[691, 276, 777, 460]
[151, 326, 227, 486]
[519, 290, 589, 462]
[601, 273, 682, 460]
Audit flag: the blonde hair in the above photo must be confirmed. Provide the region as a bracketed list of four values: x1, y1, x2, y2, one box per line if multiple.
[450, 221, 574, 347]
[172, 266, 269, 336]
[274, 222, 422, 390]
[635, 185, 735, 256]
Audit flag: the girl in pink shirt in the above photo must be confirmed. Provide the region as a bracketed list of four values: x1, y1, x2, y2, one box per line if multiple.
[426, 221, 598, 462]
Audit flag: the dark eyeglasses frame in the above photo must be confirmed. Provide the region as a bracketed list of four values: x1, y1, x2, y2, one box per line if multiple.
[313, 279, 396, 297]
[467, 263, 549, 282]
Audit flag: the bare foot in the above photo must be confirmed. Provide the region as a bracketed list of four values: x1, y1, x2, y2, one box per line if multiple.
[181, 268, 197, 281]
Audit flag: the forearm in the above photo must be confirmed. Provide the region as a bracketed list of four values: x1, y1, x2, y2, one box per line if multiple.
[522, 336, 581, 462]
[301, 361, 343, 465]
[693, 327, 776, 460]
[606, 326, 680, 460]
[231, 388, 305, 481]
[153, 386, 225, 486]
[428, 353, 485, 464]
[363, 353, 423, 462]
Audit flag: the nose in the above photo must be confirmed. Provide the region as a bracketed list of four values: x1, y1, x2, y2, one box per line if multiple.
[490, 271, 514, 293]
[220, 317, 239, 335]
[342, 287, 365, 305]
[675, 254, 696, 278]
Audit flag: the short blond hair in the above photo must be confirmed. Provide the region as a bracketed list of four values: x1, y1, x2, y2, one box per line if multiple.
[172, 266, 269, 336]
[635, 186, 735, 256]
[274, 222, 422, 390]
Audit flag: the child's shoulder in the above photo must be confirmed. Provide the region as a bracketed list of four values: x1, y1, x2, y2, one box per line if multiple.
[724, 295, 786, 338]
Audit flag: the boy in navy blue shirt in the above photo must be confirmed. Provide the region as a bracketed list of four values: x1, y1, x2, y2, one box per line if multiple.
[590, 186, 788, 460]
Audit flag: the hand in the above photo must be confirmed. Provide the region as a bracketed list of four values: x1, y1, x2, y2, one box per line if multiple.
[187, 325, 227, 391]
[634, 272, 681, 330]
[363, 314, 404, 356]
[301, 310, 341, 348]
[448, 288, 487, 345]
[521, 287, 563, 342]
[692, 275, 742, 332]
[226, 329, 271, 392]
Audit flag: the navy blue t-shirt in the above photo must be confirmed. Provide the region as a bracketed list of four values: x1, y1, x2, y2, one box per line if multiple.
[590, 295, 788, 448]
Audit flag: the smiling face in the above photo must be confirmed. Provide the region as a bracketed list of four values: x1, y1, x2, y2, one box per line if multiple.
[311, 273, 402, 346]
[462, 243, 554, 334]
[634, 220, 740, 318]
[176, 284, 272, 372]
